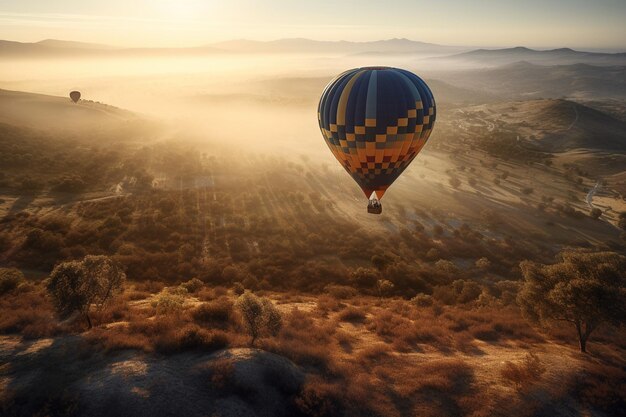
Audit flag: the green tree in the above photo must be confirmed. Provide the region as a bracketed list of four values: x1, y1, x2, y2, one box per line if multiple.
[518, 251, 626, 353]
[47, 255, 125, 328]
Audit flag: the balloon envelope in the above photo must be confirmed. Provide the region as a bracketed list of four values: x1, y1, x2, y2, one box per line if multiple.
[318, 67, 436, 200]
[69, 91, 81, 103]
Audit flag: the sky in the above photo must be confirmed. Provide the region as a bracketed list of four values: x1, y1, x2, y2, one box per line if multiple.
[0, 0, 625, 50]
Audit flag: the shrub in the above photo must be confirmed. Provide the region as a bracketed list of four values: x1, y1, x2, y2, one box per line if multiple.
[337, 306, 367, 323]
[152, 288, 187, 316]
[411, 294, 433, 307]
[294, 378, 345, 417]
[232, 281, 245, 295]
[191, 297, 234, 327]
[0, 268, 25, 295]
[180, 278, 204, 293]
[349, 268, 379, 288]
[376, 279, 394, 298]
[475, 257, 491, 270]
[324, 284, 357, 299]
[154, 324, 230, 354]
[500, 352, 545, 391]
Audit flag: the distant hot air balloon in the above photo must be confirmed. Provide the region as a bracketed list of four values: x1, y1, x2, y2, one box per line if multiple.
[318, 67, 436, 214]
[69, 91, 81, 103]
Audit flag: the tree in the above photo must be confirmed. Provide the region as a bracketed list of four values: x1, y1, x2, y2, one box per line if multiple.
[518, 251, 626, 353]
[589, 208, 602, 219]
[371, 254, 392, 272]
[475, 257, 491, 270]
[448, 177, 461, 189]
[236, 291, 282, 346]
[47, 255, 125, 328]
[618, 212, 626, 230]
[0, 268, 25, 295]
[349, 267, 379, 289]
[376, 279, 394, 299]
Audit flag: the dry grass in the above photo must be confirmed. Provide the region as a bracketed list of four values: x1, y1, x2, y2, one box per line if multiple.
[0, 287, 68, 338]
[2, 283, 625, 417]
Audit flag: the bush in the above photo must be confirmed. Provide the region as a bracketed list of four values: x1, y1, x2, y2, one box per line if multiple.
[232, 281, 245, 295]
[500, 352, 545, 391]
[411, 294, 433, 307]
[0, 268, 25, 295]
[191, 297, 234, 327]
[337, 306, 367, 323]
[155, 324, 230, 354]
[324, 284, 357, 299]
[180, 278, 204, 293]
[475, 257, 491, 270]
[152, 288, 187, 316]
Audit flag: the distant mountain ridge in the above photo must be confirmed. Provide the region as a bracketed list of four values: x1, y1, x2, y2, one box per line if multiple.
[36, 39, 115, 50]
[2, 38, 624, 62]
[441, 46, 626, 66]
[208, 37, 464, 54]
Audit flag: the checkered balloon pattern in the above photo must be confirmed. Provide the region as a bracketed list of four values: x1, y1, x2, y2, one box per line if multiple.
[318, 67, 436, 199]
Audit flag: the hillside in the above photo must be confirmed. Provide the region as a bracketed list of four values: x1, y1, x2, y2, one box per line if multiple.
[437, 61, 626, 100]
[0, 89, 137, 131]
[456, 99, 626, 152]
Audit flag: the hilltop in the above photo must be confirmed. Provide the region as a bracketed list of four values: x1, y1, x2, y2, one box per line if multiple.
[0, 89, 137, 131]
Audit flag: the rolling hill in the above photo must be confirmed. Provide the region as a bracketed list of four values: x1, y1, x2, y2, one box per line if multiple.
[458, 99, 626, 152]
[438, 61, 626, 100]
[0, 89, 136, 131]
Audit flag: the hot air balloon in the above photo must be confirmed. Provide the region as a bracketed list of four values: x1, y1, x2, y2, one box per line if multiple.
[318, 67, 436, 214]
[69, 91, 81, 103]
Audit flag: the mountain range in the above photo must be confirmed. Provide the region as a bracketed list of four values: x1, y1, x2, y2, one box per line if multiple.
[2, 38, 623, 64]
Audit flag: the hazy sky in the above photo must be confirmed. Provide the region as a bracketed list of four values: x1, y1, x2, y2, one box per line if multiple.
[1, 0, 625, 49]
